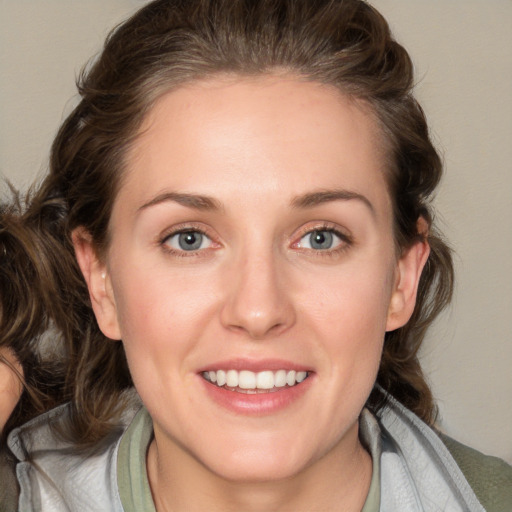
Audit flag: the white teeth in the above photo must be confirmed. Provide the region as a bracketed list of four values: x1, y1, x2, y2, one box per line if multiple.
[256, 370, 274, 389]
[226, 370, 238, 387]
[274, 369, 287, 388]
[296, 371, 307, 383]
[216, 370, 226, 386]
[286, 370, 296, 386]
[238, 370, 256, 389]
[202, 369, 309, 390]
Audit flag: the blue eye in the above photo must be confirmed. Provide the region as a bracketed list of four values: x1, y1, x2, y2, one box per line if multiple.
[299, 230, 343, 250]
[164, 231, 212, 251]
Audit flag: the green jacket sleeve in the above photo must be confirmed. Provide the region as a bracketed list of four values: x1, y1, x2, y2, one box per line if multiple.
[0, 447, 19, 512]
[441, 434, 512, 512]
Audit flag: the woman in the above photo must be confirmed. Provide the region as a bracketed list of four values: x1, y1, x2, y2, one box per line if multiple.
[3, 0, 511, 510]
[0, 199, 66, 510]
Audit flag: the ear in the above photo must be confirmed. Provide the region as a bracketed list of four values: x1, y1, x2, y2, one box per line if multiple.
[72, 228, 122, 340]
[386, 220, 430, 332]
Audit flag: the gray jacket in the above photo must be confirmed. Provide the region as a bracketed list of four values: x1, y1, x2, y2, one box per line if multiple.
[7, 392, 509, 511]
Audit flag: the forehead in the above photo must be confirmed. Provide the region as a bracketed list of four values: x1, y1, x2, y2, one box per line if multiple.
[119, 75, 390, 214]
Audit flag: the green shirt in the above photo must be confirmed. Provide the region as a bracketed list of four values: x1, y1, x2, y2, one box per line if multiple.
[117, 407, 156, 512]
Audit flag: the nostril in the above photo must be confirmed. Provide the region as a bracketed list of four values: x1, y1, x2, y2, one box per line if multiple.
[219, 260, 296, 338]
[224, 315, 290, 340]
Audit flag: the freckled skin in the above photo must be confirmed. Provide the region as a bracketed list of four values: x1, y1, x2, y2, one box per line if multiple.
[76, 76, 428, 511]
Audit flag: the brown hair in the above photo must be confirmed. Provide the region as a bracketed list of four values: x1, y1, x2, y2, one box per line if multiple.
[0, 192, 67, 442]
[1, 0, 453, 442]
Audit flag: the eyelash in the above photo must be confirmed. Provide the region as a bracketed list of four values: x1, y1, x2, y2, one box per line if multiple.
[157, 222, 353, 258]
[292, 223, 353, 258]
[158, 223, 216, 258]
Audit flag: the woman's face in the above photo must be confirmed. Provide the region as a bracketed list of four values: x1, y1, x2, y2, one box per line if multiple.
[80, 76, 426, 482]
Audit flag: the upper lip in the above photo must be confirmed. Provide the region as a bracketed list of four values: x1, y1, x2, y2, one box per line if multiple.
[197, 358, 312, 373]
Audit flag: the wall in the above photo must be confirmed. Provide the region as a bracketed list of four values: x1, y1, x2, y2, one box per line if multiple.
[1, 0, 511, 463]
[371, 0, 512, 464]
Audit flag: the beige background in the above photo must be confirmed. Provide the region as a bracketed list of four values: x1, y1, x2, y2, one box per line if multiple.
[1, 1, 511, 463]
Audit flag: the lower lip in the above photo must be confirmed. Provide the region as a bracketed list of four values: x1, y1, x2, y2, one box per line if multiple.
[200, 375, 314, 415]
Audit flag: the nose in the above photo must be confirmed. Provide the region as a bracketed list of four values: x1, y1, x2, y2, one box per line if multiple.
[220, 249, 296, 339]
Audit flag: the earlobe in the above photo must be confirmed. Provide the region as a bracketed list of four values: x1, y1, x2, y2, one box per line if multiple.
[386, 232, 430, 332]
[72, 228, 122, 340]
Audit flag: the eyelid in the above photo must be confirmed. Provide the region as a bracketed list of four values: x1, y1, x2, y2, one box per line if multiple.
[293, 222, 352, 241]
[158, 222, 220, 255]
[290, 222, 353, 251]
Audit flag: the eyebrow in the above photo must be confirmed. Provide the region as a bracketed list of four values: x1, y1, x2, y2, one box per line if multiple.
[291, 189, 375, 216]
[138, 192, 223, 212]
[138, 188, 374, 216]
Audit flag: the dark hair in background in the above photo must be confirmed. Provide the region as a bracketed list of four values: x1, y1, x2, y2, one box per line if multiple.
[0, 193, 66, 443]
[0, 0, 453, 445]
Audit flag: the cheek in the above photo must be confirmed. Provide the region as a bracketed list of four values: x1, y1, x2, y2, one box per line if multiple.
[299, 259, 394, 378]
[303, 258, 394, 333]
[109, 261, 217, 369]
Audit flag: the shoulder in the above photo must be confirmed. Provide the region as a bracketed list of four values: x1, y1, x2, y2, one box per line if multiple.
[8, 393, 142, 511]
[376, 391, 510, 511]
[0, 445, 18, 512]
[439, 434, 512, 512]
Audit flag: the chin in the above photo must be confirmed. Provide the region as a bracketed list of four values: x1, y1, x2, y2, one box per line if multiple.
[194, 436, 319, 483]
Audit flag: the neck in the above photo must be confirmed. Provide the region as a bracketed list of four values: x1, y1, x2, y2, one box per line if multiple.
[147, 423, 373, 512]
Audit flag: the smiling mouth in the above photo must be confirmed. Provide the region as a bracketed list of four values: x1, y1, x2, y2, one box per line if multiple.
[202, 369, 309, 393]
